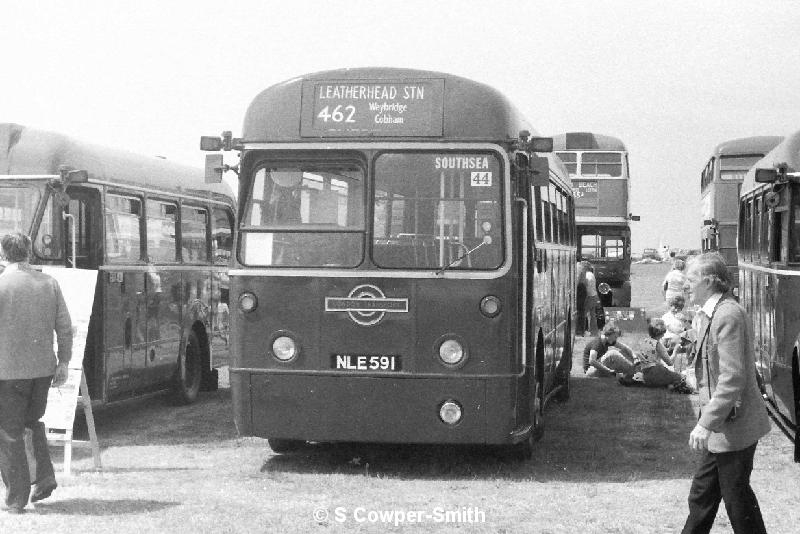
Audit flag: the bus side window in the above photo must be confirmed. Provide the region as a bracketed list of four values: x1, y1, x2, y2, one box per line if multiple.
[146, 200, 178, 263]
[540, 186, 552, 242]
[180, 204, 209, 263]
[532, 186, 543, 241]
[212, 207, 233, 265]
[105, 194, 142, 263]
[791, 204, 800, 262]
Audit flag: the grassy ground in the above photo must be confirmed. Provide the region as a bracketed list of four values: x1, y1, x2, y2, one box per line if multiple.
[3, 262, 798, 533]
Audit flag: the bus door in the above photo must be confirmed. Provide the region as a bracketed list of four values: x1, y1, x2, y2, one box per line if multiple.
[142, 199, 182, 393]
[103, 193, 146, 401]
[64, 186, 104, 399]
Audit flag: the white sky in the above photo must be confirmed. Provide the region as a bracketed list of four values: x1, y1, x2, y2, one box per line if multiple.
[2, 0, 798, 251]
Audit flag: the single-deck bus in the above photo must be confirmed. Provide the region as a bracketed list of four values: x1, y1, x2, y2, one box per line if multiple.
[0, 123, 235, 405]
[202, 68, 575, 457]
[738, 129, 800, 461]
[701, 136, 783, 292]
[554, 132, 634, 306]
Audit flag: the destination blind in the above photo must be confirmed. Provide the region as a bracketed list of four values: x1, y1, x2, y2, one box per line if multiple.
[301, 79, 444, 137]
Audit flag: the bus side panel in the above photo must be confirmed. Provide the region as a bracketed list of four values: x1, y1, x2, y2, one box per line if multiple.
[770, 275, 798, 427]
[139, 268, 182, 394]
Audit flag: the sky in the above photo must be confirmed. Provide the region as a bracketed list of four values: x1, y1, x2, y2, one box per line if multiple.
[2, 0, 798, 252]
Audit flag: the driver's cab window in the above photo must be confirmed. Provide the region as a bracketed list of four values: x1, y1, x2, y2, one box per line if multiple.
[65, 188, 100, 268]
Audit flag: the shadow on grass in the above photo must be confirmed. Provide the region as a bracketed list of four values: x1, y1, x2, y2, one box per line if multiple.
[260, 374, 700, 483]
[69, 388, 237, 448]
[32, 498, 179, 515]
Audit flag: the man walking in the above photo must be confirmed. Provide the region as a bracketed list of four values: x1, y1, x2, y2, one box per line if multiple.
[682, 253, 771, 534]
[0, 233, 72, 514]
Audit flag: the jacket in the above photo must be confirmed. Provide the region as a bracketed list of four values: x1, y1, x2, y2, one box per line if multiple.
[0, 263, 73, 379]
[695, 293, 771, 452]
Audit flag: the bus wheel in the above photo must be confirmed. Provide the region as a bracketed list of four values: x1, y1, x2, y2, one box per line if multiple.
[173, 331, 202, 404]
[268, 438, 305, 454]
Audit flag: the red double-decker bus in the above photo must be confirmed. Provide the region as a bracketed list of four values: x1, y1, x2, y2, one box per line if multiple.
[202, 68, 575, 457]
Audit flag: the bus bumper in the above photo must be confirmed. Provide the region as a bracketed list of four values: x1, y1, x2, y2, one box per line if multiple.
[232, 370, 523, 445]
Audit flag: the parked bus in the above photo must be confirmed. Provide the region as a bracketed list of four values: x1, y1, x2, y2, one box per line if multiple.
[0, 123, 235, 405]
[202, 68, 575, 457]
[701, 136, 783, 292]
[738, 129, 800, 461]
[553, 132, 634, 307]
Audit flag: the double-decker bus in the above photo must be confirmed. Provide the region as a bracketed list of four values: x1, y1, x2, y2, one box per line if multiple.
[738, 129, 800, 461]
[202, 68, 575, 457]
[0, 123, 235, 405]
[701, 136, 783, 292]
[553, 132, 633, 307]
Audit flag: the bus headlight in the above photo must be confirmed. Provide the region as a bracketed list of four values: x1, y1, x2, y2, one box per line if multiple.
[239, 292, 258, 313]
[438, 338, 465, 366]
[271, 335, 297, 362]
[480, 295, 501, 318]
[598, 282, 611, 295]
[439, 400, 463, 425]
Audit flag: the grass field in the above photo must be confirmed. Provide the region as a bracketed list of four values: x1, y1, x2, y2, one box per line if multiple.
[3, 262, 798, 533]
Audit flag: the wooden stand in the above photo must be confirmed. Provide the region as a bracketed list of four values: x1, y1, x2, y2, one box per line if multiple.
[44, 370, 102, 476]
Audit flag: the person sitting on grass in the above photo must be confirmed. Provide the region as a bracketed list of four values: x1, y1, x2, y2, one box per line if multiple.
[583, 322, 635, 378]
[619, 317, 693, 393]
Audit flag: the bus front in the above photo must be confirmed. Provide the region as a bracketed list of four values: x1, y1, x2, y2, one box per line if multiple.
[211, 70, 547, 452]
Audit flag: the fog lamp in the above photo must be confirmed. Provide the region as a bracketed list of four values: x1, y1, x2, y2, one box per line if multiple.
[598, 282, 611, 295]
[439, 400, 463, 425]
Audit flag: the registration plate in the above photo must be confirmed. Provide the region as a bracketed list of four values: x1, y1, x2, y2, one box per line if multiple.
[331, 354, 401, 372]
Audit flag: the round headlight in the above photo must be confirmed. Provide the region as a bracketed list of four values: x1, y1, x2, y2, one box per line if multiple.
[271, 336, 297, 361]
[598, 282, 611, 295]
[480, 295, 501, 318]
[439, 400, 463, 425]
[239, 292, 258, 313]
[481, 221, 492, 233]
[438, 339, 465, 365]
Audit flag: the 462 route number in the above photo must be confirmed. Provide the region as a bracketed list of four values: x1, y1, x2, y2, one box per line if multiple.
[317, 105, 356, 123]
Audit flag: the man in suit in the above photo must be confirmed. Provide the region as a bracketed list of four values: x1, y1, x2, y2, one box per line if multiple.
[0, 233, 72, 514]
[681, 252, 771, 534]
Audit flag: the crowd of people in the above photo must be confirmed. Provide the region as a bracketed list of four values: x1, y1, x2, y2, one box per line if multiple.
[578, 253, 771, 533]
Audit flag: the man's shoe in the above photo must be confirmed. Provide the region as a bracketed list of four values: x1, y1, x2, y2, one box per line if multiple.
[5, 506, 25, 514]
[30, 479, 57, 503]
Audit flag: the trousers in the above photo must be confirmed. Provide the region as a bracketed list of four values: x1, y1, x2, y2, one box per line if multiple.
[0, 376, 55, 509]
[682, 442, 766, 534]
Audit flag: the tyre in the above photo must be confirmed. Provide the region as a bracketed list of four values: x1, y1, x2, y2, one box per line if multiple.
[268, 438, 305, 454]
[173, 331, 202, 404]
[554, 328, 572, 402]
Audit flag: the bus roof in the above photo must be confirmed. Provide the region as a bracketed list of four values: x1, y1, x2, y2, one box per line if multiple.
[740, 130, 800, 197]
[551, 132, 626, 152]
[0, 123, 234, 201]
[712, 135, 784, 158]
[242, 67, 539, 143]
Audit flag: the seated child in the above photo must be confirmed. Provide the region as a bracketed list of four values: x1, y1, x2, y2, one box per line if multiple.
[619, 318, 693, 393]
[661, 294, 692, 351]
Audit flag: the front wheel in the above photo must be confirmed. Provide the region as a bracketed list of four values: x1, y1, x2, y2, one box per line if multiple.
[172, 331, 202, 404]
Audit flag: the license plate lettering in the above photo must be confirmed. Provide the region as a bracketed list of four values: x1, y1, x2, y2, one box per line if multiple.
[332, 354, 400, 371]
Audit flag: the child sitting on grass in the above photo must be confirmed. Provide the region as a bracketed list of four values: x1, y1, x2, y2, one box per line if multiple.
[619, 317, 693, 393]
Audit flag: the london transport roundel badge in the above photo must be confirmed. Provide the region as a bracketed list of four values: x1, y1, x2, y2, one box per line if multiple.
[324, 284, 409, 327]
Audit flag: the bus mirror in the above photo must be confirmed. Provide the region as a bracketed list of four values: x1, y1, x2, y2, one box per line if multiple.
[530, 157, 550, 187]
[529, 137, 553, 153]
[200, 136, 223, 151]
[754, 168, 778, 183]
[205, 154, 225, 183]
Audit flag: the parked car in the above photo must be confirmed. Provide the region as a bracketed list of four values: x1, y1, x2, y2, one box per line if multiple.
[642, 248, 660, 260]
